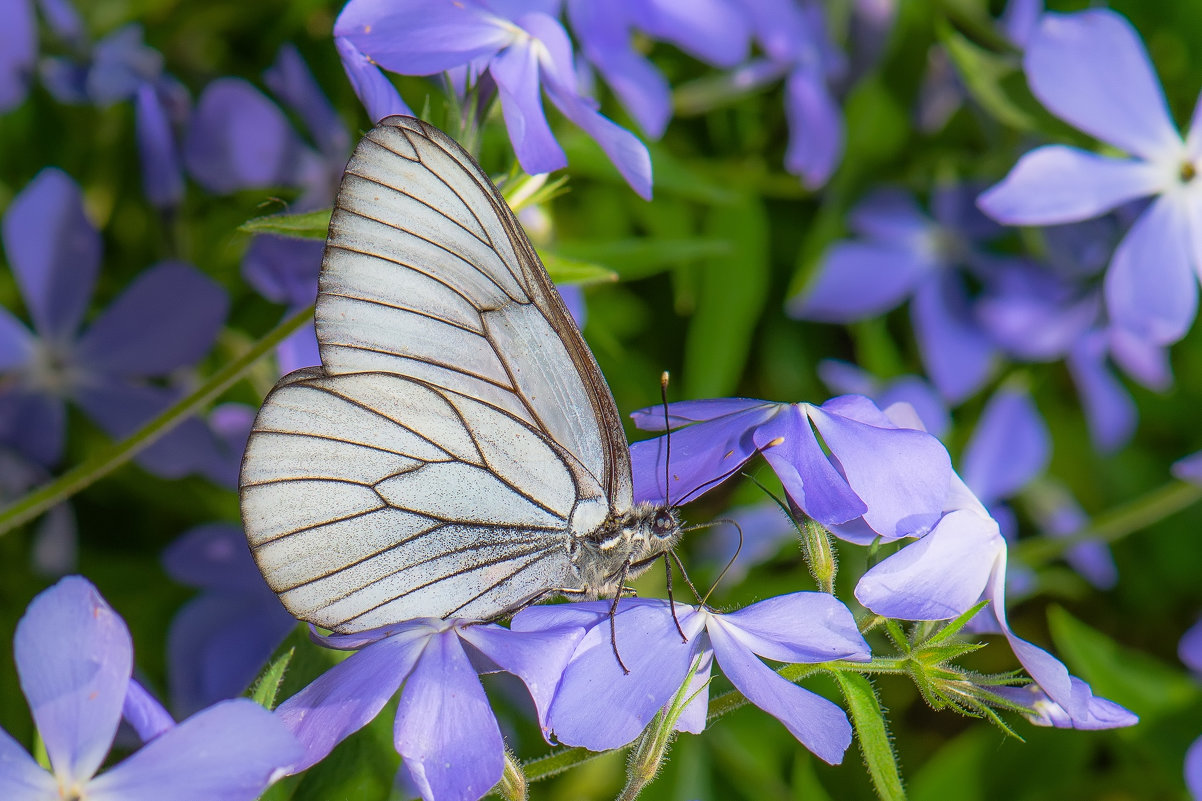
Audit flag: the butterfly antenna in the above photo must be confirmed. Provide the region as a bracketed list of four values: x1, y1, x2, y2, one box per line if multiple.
[662, 554, 688, 642]
[660, 371, 672, 507]
[701, 517, 743, 608]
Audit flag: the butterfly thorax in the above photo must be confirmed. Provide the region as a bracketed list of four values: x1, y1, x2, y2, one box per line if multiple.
[568, 502, 682, 595]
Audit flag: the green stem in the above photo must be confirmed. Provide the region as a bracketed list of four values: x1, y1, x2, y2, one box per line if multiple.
[0, 305, 314, 538]
[1015, 480, 1202, 566]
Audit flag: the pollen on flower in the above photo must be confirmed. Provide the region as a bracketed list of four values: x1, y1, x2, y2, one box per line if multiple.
[1181, 161, 1197, 182]
[762, 437, 786, 448]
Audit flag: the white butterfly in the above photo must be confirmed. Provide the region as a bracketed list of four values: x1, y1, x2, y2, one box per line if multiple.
[239, 116, 681, 633]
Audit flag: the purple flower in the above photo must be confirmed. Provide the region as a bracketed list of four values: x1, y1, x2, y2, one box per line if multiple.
[789, 186, 1002, 402]
[1187, 736, 1202, 800]
[0, 576, 300, 801]
[512, 594, 871, 764]
[566, 0, 749, 137]
[699, 501, 798, 583]
[978, 9, 1202, 346]
[0, 169, 230, 476]
[854, 407, 1136, 730]
[817, 359, 949, 437]
[0, 447, 76, 575]
[0, 0, 37, 111]
[275, 618, 583, 800]
[1173, 451, 1202, 486]
[163, 524, 297, 717]
[961, 385, 1050, 513]
[334, 0, 653, 198]
[631, 394, 952, 544]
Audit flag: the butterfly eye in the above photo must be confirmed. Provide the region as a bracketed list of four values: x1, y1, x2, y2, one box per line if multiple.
[652, 510, 675, 537]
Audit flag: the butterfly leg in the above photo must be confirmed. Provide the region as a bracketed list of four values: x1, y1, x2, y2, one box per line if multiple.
[608, 559, 632, 674]
[663, 554, 688, 643]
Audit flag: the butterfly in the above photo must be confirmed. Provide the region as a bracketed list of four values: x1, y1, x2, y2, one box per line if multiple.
[239, 115, 681, 634]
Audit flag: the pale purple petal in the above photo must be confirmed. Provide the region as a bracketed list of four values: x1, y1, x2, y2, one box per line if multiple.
[0, 0, 36, 112]
[1001, 0, 1043, 48]
[134, 82, 184, 210]
[848, 188, 932, 244]
[1033, 489, 1117, 590]
[548, 603, 702, 750]
[807, 401, 952, 538]
[275, 627, 429, 772]
[855, 509, 1005, 620]
[489, 38, 566, 176]
[754, 406, 866, 526]
[0, 726, 57, 800]
[630, 397, 770, 430]
[0, 308, 34, 371]
[1024, 10, 1181, 160]
[877, 377, 950, 439]
[976, 263, 1099, 361]
[277, 319, 321, 374]
[788, 242, 931, 322]
[184, 79, 307, 194]
[85, 24, 163, 106]
[394, 630, 503, 801]
[122, 679, 174, 742]
[634, 0, 749, 68]
[673, 649, 713, 735]
[0, 391, 67, 467]
[816, 359, 877, 397]
[264, 44, 348, 159]
[334, 0, 511, 76]
[1105, 196, 1196, 345]
[75, 261, 227, 376]
[15, 576, 132, 787]
[783, 65, 843, 188]
[1066, 332, 1137, 453]
[962, 387, 1050, 505]
[458, 623, 583, 736]
[911, 273, 996, 403]
[1180, 617, 1202, 674]
[243, 236, 322, 307]
[1108, 326, 1172, 391]
[87, 700, 299, 801]
[932, 183, 1003, 242]
[334, 37, 413, 123]
[1187, 736, 1202, 799]
[1173, 452, 1202, 486]
[706, 617, 852, 764]
[2, 168, 101, 339]
[163, 524, 264, 591]
[977, 146, 1166, 226]
[717, 593, 870, 664]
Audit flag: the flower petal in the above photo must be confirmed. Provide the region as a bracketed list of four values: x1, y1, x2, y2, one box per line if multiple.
[76, 261, 227, 377]
[274, 627, 428, 772]
[1173, 452, 1202, 487]
[395, 630, 503, 801]
[458, 623, 584, 737]
[706, 617, 852, 764]
[86, 700, 300, 801]
[1024, 10, 1181, 160]
[717, 592, 870, 664]
[334, 0, 511, 76]
[674, 649, 713, 735]
[15, 576, 132, 788]
[911, 273, 996, 403]
[489, 37, 567, 177]
[276, 318, 321, 374]
[633, 0, 750, 68]
[334, 37, 414, 123]
[1180, 617, 1202, 673]
[1104, 196, 1197, 345]
[1065, 331, 1137, 453]
[855, 508, 1005, 620]
[1187, 736, 1202, 798]
[977, 145, 1166, 226]
[548, 602, 701, 751]
[0, 726, 57, 800]
[961, 387, 1050, 505]
[783, 65, 844, 188]
[630, 398, 770, 430]
[788, 241, 931, 322]
[134, 81, 184, 210]
[2, 168, 101, 339]
[0, 0, 36, 112]
[264, 44, 349, 159]
[0, 391, 67, 467]
[876, 377, 950, 439]
[243, 235, 323, 307]
[807, 400, 952, 538]
[0, 307, 34, 371]
[121, 679, 175, 743]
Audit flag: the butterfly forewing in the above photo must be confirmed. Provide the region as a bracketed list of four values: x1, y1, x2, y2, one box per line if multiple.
[240, 116, 632, 631]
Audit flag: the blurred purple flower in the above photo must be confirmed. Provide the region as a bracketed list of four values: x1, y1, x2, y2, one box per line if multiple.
[961, 385, 1050, 514]
[567, 0, 749, 137]
[789, 186, 1002, 402]
[817, 359, 949, 438]
[0, 0, 37, 111]
[1188, 736, 1202, 800]
[629, 394, 952, 544]
[0, 168, 231, 477]
[163, 524, 297, 717]
[1024, 479, 1117, 591]
[700, 501, 797, 583]
[335, 0, 653, 198]
[0, 576, 300, 801]
[1173, 451, 1202, 486]
[275, 617, 583, 800]
[512, 594, 870, 764]
[978, 9, 1202, 346]
[0, 447, 76, 575]
[854, 406, 1136, 730]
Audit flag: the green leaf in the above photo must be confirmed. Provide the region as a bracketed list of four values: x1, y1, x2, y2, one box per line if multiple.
[907, 729, 989, 801]
[249, 647, 294, 711]
[1046, 605, 1199, 722]
[831, 670, 906, 801]
[683, 194, 769, 399]
[553, 238, 732, 281]
[239, 209, 332, 239]
[537, 250, 619, 285]
[938, 23, 1036, 131]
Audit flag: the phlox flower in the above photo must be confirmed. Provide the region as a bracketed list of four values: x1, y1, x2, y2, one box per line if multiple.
[0, 168, 232, 479]
[978, 9, 1202, 346]
[853, 404, 1136, 730]
[817, 359, 949, 437]
[334, 0, 653, 198]
[1180, 620, 1202, 798]
[0, 576, 300, 801]
[630, 394, 952, 544]
[0, 0, 37, 111]
[275, 617, 583, 801]
[0, 447, 75, 575]
[163, 524, 297, 717]
[511, 593, 871, 764]
[789, 185, 1004, 402]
